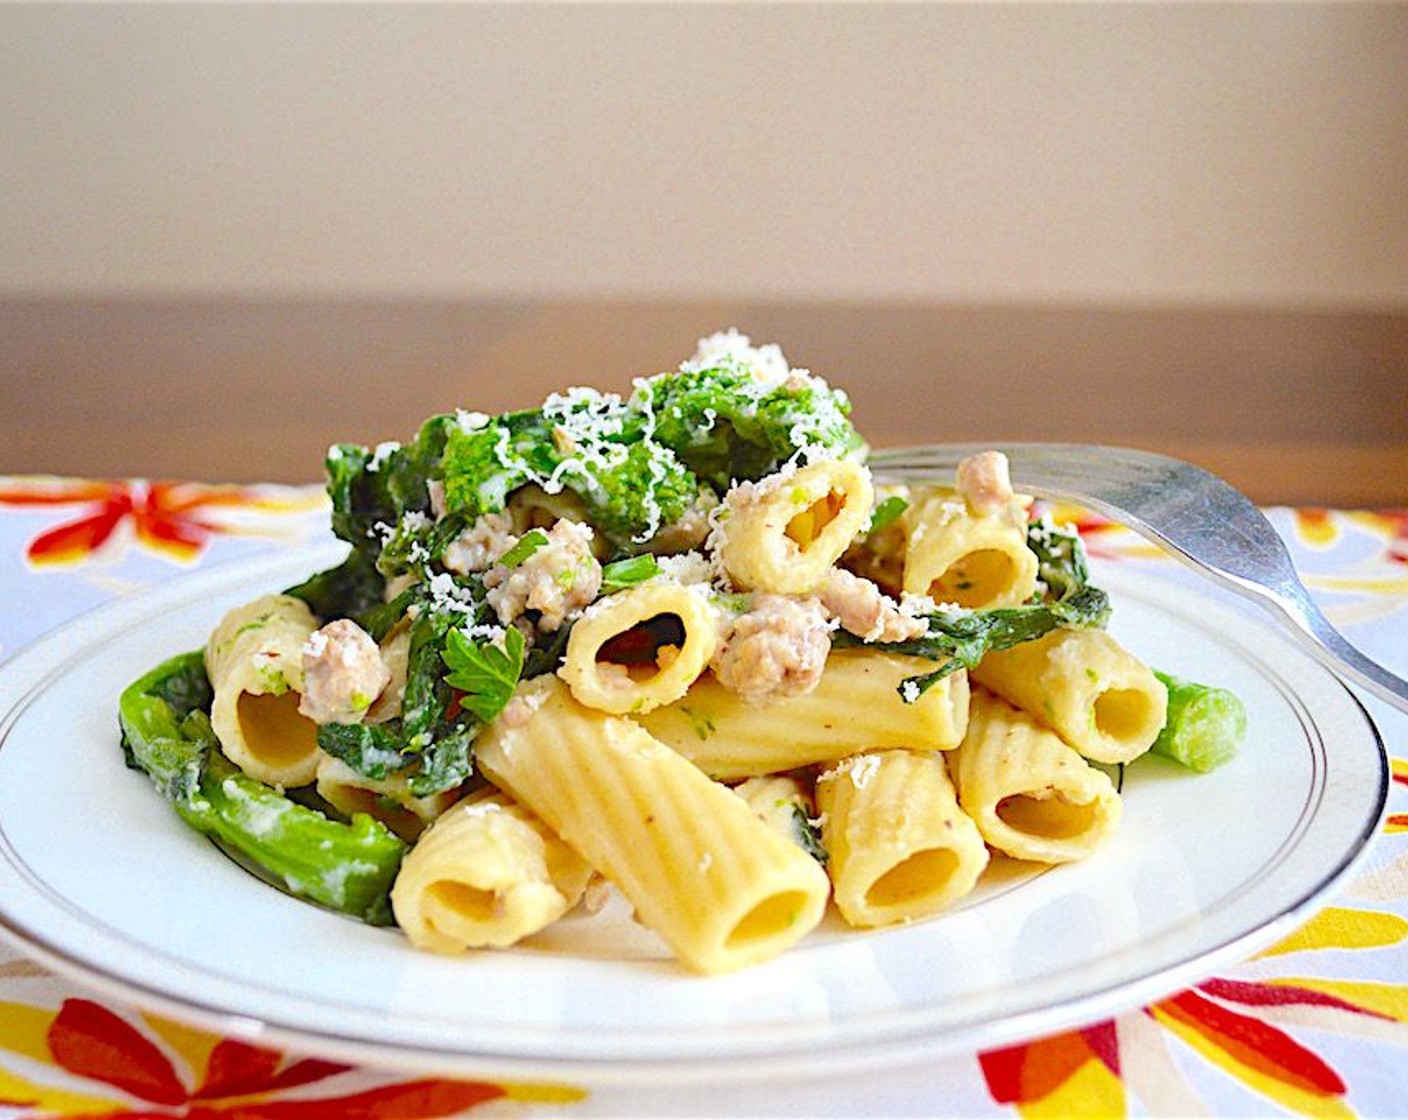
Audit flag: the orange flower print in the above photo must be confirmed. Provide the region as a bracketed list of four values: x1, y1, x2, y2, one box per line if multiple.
[1295, 508, 1408, 568]
[980, 977, 1404, 1119]
[980, 1022, 1126, 1117]
[0, 478, 319, 567]
[1036, 502, 1163, 564]
[0, 997, 582, 1118]
[978, 895, 1408, 1118]
[1291, 509, 1340, 550]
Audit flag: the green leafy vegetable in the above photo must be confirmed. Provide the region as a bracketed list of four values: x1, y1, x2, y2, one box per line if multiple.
[867, 495, 909, 534]
[443, 625, 527, 723]
[497, 529, 550, 569]
[1026, 514, 1091, 601]
[855, 512, 1113, 700]
[314, 576, 498, 797]
[600, 554, 663, 593]
[847, 586, 1112, 701]
[637, 363, 864, 492]
[790, 804, 829, 865]
[117, 650, 211, 803]
[439, 407, 699, 548]
[284, 548, 385, 621]
[315, 721, 414, 781]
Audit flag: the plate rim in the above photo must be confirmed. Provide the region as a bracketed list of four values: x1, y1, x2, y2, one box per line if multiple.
[0, 548, 1389, 1084]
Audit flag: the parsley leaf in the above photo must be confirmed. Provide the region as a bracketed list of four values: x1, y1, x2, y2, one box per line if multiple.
[497, 529, 550, 569]
[442, 626, 527, 723]
[600, 554, 662, 594]
[867, 494, 909, 533]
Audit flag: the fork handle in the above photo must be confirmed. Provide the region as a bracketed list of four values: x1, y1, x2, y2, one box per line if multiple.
[1272, 589, 1408, 716]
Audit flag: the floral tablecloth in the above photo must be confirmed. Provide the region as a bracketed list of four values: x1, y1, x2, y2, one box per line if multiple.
[0, 477, 1405, 1119]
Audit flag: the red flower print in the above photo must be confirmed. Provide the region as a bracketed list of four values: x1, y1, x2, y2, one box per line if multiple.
[1388, 759, 1408, 833]
[980, 1021, 1120, 1108]
[23, 999, 530, 1119]
[0, 478, 311, 566]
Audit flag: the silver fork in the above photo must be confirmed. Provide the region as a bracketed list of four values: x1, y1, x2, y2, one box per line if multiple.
[868, 443, 1408, 715]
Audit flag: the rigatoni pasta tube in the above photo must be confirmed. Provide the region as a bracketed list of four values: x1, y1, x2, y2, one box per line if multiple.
[205, 594, 322, 788]
[637, 649, 970, 781]
[390, 790, 592, 953]
[315, 755, 458, 842]
[558, 582, 718, 715]
[901, 490, 1038, 609]
[816, 750, 988, 928]
[971, 628, 1167, 764]
[477, 678, 830, 974]
[718, 459, 873, 594]
[952, 688, 1122, 863]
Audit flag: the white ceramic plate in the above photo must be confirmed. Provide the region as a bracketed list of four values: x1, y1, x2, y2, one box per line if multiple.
[0, 549, 1387, 1084]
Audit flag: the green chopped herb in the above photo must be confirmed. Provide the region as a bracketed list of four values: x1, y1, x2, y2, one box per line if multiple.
[600, 554, 663, 594]
[442, 625, 527, 724]
[498, 529, 550, 569]
[867, 495, 909, 533]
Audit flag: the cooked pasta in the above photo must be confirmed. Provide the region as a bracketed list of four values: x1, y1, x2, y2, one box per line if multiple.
[717, 458, 873, 594]
[901, 489, 1039, 609]
[971, 628, 1168, 764]
[557, 581, 718, 715]
[204, 593, 323, 788]
[315, 755, 458, 842]
[731, 774, 819, 854]
[817, 749, 988, 927]
[637, 649, 970, 780]
[477, 677, 830, 974]
[951, 687, 1123, 863]
[390, 789, 593, 952]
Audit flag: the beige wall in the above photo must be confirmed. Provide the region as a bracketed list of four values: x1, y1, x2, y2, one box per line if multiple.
[3, 3, 1407, 307]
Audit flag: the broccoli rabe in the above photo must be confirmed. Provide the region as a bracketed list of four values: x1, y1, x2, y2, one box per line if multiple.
[311, 576, 515, 797]
[635, 362, 864, 492]
[118, 652, 405, 924]
[1026, 514, 1091, 601]
[325, 415, 454, 553]
[851, 585, 1113, 699]
[323, 354, 864, 567]
[438, 404, 698, 549]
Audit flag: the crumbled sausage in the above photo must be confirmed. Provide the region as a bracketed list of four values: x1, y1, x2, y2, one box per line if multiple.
[299, 619, 392, 725]
[484, 519, 603, 632]
[819, 568, 927, 643]
[955, 451, 1017, 516]
[442, 511, 518, 575]
[711, 594, 831, 703]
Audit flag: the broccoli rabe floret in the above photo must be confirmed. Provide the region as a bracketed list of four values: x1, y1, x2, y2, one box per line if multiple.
[635, 362, 864, 492]
[438, 399, 699, 548]
[569, 439, 699, 544]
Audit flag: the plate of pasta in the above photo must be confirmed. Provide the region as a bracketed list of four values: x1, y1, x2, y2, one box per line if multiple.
[0, 333, 1386, 1081]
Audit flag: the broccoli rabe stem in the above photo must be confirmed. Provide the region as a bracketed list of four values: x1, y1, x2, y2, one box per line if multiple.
[1149, 669, 1247, 772]
[843, 511, 1110, 700]
[848, 586, 1112, 698]
[119, 652, 406, 925]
